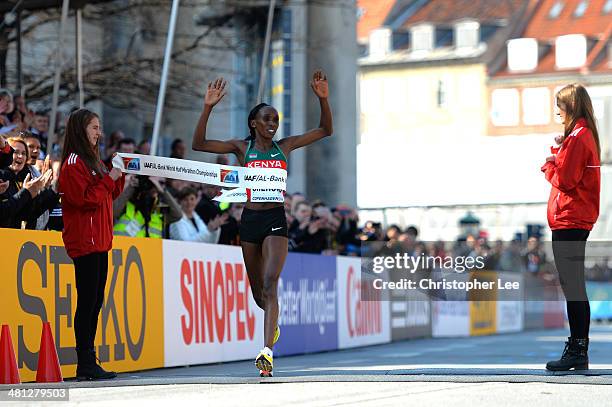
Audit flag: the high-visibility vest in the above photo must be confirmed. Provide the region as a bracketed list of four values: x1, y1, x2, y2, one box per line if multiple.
[114, 201, 163, 238]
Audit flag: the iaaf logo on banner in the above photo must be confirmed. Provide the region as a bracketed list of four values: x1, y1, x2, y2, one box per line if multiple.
[122, 157, 140, 171]
[336, 257, 390, 349]
[163, 241, 264, 367]
[220, 169, 239, 184]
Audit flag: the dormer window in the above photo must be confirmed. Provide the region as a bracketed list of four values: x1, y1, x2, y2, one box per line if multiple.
[507, 38, 538, 72]
[411, 24, 435, 52]
[455, 20, 480, 49]
[555, 34, 587, 69]
[369, 28, 392, 58]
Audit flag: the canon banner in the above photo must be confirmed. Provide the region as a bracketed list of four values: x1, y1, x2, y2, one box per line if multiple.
[336, 257, 391, 349]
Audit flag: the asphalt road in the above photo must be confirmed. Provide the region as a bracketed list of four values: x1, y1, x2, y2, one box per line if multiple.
[3, 325, 612, 406]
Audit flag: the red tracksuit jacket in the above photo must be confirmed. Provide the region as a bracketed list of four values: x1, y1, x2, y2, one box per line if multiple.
[59, 153, 124, 259]
[541, 118, 600, 231]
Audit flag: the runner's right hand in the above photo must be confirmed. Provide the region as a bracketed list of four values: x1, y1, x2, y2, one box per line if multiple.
[204, 78, 227, 107]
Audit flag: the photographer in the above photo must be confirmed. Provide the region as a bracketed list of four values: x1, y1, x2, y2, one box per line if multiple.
[113, 174, 182, 238]
[288, 201, 331, 254]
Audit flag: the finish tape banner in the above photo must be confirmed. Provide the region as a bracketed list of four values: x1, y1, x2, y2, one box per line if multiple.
[112, 153, 286, 202]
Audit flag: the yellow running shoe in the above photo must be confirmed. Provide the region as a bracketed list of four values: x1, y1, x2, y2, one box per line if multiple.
[273, 325, 280, 345]
[255, 347, 273, 373]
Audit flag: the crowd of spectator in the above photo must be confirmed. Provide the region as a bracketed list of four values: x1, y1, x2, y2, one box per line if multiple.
[0, 89, 59, 232]
[1, 89, 610, 281]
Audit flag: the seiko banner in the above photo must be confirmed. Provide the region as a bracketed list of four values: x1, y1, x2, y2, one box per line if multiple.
[0, 230, 164, 382]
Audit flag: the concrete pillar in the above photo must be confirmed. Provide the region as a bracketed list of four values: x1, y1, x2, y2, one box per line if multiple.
[306, 0, 357, 206]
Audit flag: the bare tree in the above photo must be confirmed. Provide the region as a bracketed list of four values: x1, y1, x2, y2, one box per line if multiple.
[3, 0, 257, 109]
[3, 0, 352, 109]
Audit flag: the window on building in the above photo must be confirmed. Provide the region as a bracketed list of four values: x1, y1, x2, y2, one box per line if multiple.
[437, 79, 448, 108]
[522, 87, 551, 125]
[491, 89, 520, 126]
[549, 1, 565, 18]
[604, 0, 612, 14]
[574, 0, 588, 16]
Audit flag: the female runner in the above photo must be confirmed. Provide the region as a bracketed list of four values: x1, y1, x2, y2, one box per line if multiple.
[192, 70, 332, 376]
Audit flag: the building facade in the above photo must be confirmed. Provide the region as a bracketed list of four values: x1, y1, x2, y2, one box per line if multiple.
[357, 0, 536, 240]
[488, 0, 612, 239]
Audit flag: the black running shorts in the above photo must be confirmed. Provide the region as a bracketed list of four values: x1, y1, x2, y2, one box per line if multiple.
[240, 206, 288, 244]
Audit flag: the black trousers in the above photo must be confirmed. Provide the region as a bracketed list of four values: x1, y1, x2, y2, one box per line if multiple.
[72, 252, 109, 352]
[552, 229, 590, 339]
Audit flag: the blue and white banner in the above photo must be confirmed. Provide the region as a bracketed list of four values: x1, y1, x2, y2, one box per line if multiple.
[275, 254, 338, 356]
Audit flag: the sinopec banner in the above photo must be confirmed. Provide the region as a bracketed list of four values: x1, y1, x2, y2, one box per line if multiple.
[162, 240, 264, 367]
[0, 230, 164, 382]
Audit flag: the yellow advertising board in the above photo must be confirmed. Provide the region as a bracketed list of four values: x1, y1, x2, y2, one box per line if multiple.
[0, 229, 164, 382]
[468, 271, 497, 336]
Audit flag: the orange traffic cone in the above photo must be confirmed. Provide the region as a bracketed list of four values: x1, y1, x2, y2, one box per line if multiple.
[36, 322, 63, 383]
[0, 325, 20, 384]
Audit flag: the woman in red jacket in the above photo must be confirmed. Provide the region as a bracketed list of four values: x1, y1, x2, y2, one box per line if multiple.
[59, 109, 124, 380]
[542, 84, 601, 371]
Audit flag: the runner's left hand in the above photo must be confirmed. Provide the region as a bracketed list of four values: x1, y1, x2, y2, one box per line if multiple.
[310, 70, 329, 99]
